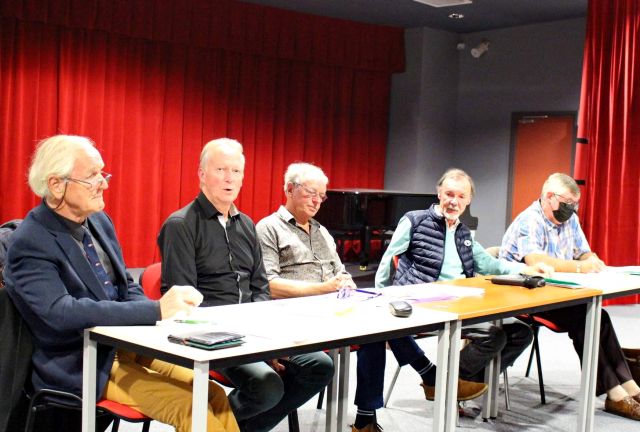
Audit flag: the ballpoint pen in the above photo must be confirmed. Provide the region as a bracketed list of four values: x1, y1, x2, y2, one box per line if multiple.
[355, 289, 381, 296]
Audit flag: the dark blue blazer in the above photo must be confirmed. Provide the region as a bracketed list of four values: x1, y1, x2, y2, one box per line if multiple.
[4, 201, 160, 398]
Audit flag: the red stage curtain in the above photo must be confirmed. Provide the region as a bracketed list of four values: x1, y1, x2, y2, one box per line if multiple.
[576, 0, 640, 304]
[0, 0, 403, 266]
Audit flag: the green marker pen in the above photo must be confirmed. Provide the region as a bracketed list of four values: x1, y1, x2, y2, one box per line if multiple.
[174, 319, 213, 324]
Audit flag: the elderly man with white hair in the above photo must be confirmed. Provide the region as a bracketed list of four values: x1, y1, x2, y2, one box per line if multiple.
[256, 162, 355, 298]
[4, 134, 238, 432]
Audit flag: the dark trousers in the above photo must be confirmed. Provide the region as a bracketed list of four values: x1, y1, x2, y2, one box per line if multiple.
[220, 351, 334, 432]
[354, 321, 532, 409]
[459, 321, 533, 382]
[537, 305, 633, 396]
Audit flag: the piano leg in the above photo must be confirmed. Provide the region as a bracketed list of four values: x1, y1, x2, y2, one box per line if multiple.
[359, 226, 371, 270]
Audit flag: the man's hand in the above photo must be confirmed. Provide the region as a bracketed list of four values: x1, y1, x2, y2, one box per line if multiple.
[521, 262, 554, 278]
[159, 285, 203, 319]
[325, 273, 356, 293]
[580, 254, 605, 273]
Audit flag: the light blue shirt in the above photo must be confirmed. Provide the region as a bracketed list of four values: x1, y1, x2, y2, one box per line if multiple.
[375, 208, 525, 288]
[500, 200, 590, 262]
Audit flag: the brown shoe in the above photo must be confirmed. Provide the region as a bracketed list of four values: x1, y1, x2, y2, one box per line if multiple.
[421, 379, 488, 401]
[605, 396, 640, 420]
[351, 423, 384, 432]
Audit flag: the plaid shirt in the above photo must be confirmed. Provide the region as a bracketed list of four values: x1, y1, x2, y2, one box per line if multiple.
[500, 200, 591, 262]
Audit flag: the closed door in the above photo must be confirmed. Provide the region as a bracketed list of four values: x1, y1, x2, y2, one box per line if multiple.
[509, 114, 576, 222]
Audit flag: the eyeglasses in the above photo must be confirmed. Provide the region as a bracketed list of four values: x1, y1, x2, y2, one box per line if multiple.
[553, 193, 579, 210]
[294, 183, 328, 202]
[65, 171, 112, 191]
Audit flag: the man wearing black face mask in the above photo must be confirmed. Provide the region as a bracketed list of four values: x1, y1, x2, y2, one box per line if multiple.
[499, 173, 640, 421]
[500, 172, 604, 272]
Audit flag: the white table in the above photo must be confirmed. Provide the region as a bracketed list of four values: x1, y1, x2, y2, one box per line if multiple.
[82, 294, 458, 432]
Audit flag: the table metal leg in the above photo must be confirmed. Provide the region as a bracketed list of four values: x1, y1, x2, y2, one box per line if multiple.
[444, 320, 462, 432]
[482, 320, 502, 419]
[577, 295, 602, 432]
[337, 346, 351, 431]
[326, 349, 339, 432]
[192, 360, 210, 432]
[433, 321, 451, 432]
[82, 330, 97, 432]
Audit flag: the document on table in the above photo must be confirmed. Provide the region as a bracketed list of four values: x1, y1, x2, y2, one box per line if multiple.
[546, 270, 640, 291]
[380, 283, 485, 303]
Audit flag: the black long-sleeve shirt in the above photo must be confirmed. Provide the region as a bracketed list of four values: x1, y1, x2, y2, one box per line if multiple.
[158, 192, 270, 307]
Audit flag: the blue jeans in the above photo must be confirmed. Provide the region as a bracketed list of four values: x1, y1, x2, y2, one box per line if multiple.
[220, 351, 334, 432]
[355, 321, 532, 409]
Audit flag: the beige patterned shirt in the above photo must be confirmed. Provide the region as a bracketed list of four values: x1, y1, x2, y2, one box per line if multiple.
[256, 206, 348, 283]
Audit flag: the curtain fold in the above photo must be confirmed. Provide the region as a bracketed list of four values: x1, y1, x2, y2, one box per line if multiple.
[577, 0, 640, 304]
[0, 0, 403, 266]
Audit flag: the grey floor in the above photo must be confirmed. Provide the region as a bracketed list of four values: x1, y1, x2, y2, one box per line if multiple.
[114, 305, 640, 431]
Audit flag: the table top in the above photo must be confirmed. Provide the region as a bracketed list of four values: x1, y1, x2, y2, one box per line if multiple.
[90, 294, 457, 368]
[418, 277, 602, 323]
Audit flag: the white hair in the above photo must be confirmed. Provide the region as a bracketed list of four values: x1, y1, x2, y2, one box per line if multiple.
[199, 138, 244, 170]
[283, 162, 328, 192]
[541, 173, 580, 198]
[28, 135, 98, 198]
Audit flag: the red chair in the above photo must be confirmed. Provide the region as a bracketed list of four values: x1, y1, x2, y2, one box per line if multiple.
[24, 383, 152, 432]
[516, 314, 564, 404]
[140, 262, 162, 300]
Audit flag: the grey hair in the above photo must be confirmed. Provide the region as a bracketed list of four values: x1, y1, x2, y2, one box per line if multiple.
[541, 173, 580, 198]
[28, 135, 98, 198]
[199, 138, 245, 170]
[436, 168, 476, 197]
[283, 162, 328, 192]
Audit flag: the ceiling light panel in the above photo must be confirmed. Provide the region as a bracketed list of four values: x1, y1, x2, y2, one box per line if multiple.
[413, 0, 473, 7]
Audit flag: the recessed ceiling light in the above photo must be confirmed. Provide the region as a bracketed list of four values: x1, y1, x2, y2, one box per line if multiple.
[449, 13, 464, 19]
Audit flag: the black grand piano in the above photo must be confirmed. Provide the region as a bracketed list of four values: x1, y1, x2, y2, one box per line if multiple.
[314, 189, 478, 268]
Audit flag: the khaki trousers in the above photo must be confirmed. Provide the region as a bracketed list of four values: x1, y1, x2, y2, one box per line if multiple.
[103, 350, 239, 432]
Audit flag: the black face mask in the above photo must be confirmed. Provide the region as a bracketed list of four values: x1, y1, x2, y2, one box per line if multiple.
[552, 201, 576, 223]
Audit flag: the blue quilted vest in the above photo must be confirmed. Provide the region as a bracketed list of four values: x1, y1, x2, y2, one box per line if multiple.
[393, 205, 474, 285]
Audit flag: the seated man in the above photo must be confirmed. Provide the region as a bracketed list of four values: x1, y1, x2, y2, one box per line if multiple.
[158, 139, 333, 432]
[4, 135, 238, 432]
[355, 168, 550, 432]
[501, 172, 640, 420]
[256, 162, 355, 298]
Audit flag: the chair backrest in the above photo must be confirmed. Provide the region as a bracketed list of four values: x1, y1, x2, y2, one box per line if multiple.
[0, 219, 22, 287]
[140, 263, 162, 300]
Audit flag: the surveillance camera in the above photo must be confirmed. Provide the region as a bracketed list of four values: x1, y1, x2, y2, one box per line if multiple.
[470, 41, 490, 58]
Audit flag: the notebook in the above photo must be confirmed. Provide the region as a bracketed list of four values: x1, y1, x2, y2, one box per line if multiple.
[168, 331, 245, 350]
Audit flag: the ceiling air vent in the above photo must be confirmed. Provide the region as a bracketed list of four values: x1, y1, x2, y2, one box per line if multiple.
[412, 0, 473, 7]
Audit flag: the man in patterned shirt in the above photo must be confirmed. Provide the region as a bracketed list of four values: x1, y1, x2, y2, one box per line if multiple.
[256, 162, 355, 298]
[501, 173, 640, 421]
